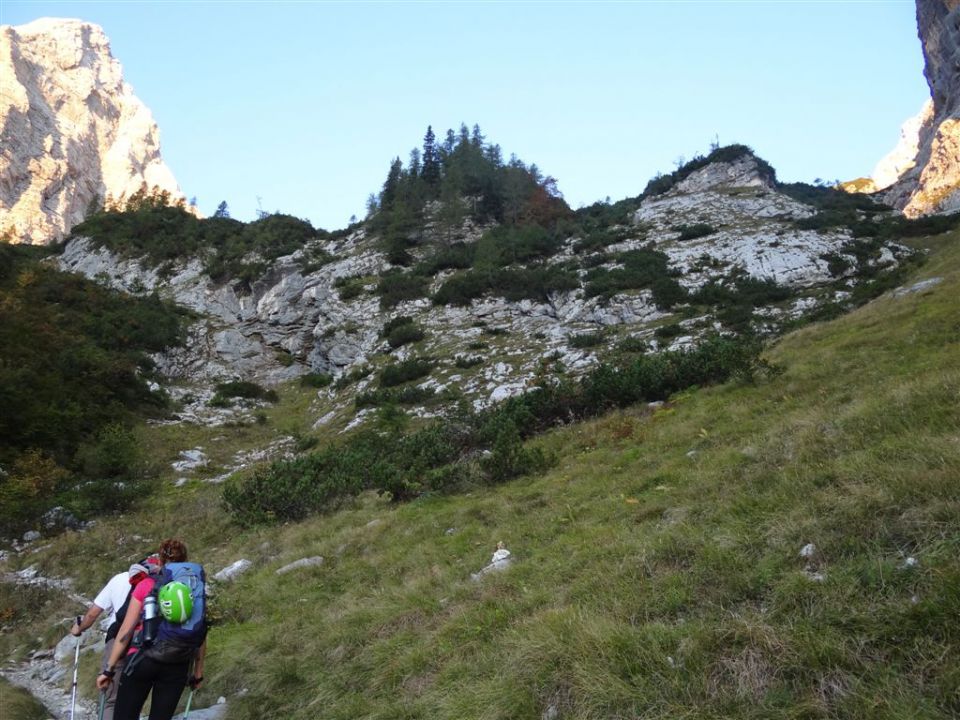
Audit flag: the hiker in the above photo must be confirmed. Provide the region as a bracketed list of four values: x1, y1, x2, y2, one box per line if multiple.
[97, 539, 208, 720]
[70, 556, 158, 720]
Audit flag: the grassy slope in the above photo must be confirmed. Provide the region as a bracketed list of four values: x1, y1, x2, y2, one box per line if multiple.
[0, 677, 49, 720]
[4, 235, 959, 719]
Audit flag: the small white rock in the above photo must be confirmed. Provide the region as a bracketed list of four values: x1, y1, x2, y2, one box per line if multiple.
[213, 559, 252, 582]
[275, 556, 324, 575]
[799, 543, 816, 559]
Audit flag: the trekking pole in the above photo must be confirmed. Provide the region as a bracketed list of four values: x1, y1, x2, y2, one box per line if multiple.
[183, 686, 195, 719]
[97, 689, 107, 720]
[182, 657, 196, 719]
[69, 615, 82, 720]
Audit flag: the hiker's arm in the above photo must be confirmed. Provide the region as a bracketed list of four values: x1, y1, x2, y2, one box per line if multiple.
[191, 640, 207, 688]
[96, 595, 142, 689]
[70, 604, 103, 636]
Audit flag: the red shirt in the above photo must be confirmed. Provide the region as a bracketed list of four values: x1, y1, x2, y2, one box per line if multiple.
[126, 576, 156, 655]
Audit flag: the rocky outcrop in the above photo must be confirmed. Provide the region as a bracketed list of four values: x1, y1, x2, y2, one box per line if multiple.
[57, 154, 911, 426]
[861, 100, 934, 193]
[882, 1, 960, 216]
[0, 18, 187, 244]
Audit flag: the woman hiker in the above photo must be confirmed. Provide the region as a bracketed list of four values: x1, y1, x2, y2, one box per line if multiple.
[96, 539, 208, 720]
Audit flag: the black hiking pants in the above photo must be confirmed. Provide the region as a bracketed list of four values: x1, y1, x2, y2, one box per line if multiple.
[114, 653, 189, 720]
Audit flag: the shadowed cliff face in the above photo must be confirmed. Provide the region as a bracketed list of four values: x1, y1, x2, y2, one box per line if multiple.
[0, 18, 186, 244]
[885, 0, 960, 216]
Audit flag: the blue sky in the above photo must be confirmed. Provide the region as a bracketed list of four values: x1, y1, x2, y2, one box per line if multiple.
[3, 1, 928, 230]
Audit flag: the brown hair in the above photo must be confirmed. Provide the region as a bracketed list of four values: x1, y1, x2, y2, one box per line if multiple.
[158, 538, 188, 564]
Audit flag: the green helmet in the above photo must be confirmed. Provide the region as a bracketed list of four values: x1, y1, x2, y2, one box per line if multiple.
[158, 581, 193, 624]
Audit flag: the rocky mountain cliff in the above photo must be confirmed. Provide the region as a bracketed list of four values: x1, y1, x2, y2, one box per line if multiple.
[58, 149, 912, 430]
[0, 18, 186, 244]
[882, 0, 960, 216]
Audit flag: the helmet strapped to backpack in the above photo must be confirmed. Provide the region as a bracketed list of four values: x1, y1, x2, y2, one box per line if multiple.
[158, 581, 193, 624]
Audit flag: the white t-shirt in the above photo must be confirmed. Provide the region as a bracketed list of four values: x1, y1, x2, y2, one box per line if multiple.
[92, 571, 132, 627]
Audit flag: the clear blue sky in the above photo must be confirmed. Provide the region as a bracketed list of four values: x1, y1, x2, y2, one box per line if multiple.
[3, 1, 928, 231]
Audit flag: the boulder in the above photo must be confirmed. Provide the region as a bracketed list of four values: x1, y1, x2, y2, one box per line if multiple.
[213, 559, 252, 583]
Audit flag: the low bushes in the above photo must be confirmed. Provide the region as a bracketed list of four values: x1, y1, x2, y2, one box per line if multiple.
[355, 385, 436, 408]
[380, 358, 434, 387]
[300, 372, 333, 388]
[692, 272, 793, 330]
[454, 355, 485, 369]
[0, 245, 187, 535]
[569, 332, 605, 349]
[224, 334, 774, 525]
[335, 275, 366, 301]
[381, 316, 425, 348]
[584, 248, 687, 309]
[433, 264, 579, 306]
[210, 381, 279, 407]
[75, 194, 327, 284]
[675, 223, 717, 241]
[376, 271, 429, 309]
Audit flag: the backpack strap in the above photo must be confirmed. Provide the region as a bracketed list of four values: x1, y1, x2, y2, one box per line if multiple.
[105, 586, 134, 643]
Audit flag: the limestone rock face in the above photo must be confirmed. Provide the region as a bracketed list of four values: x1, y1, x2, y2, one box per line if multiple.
[57, 151, 912, 427]
[869, 100, 934, 192]
[670, 155, 775, 195]
[0, 18, 186, 244]
[883, 1, 960, 216]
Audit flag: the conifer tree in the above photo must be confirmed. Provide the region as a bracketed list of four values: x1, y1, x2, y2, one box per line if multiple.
[382, 157, 403, 210]
[422, 126, 441, 188]
[443, 128, 457, 156]
[408, 148, 422, 178]
[471, 123, 485, 148]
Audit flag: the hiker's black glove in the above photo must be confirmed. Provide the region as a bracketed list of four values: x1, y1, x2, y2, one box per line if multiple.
[188, 674, 203, 690]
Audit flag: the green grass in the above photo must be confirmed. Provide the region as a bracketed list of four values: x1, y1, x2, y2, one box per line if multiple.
[0, 677, 49, 720]
[5, 235, 960, 718]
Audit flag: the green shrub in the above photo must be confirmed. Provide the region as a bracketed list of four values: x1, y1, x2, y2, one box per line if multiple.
[431, 270, 492, 306]
[692, 272, 793, 330]
[482, 326, 510, 337]
[415, 242, 477, 275]
[380, 358, 434, 387]
[300, 372, 333, 388]
[381, 316, 414, 337]
[333, 365, 373, 390]
[569, 332, 605, 349]
[388, 324, 425, 348]
[381, 317, 425, 348]
[584, 248, 686, 309]
[298, 247, 336, 274]
[454, 355, 485, 369]
[334, 275, 365, 301]
[820, 252, 852, 277]
[654, 323, 684, 340]
[675, 223, 717, 241]
[475, 224, 564, 267]
[433, 265, 579, 306]
[210, 380, 279, 406]
[376, 271, 428, 309]
[355, 385, 436, 408]
[76, 196, 327, 284]
[0, 245, 186, 533]
[225, 334, 772, 525]
[617, 336, 649, 353]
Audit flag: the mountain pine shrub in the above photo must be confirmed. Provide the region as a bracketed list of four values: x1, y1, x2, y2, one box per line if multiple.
[224, 334, 772, 525]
